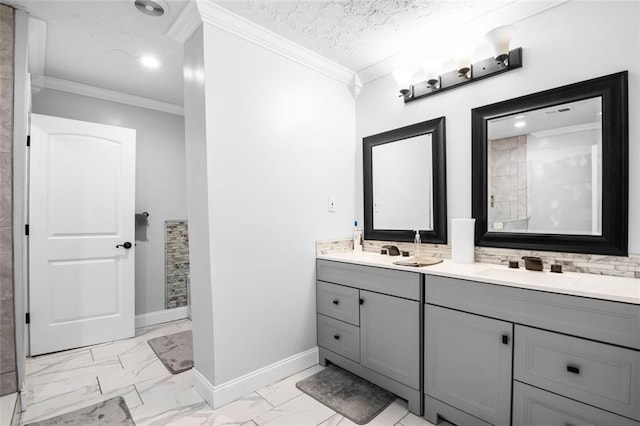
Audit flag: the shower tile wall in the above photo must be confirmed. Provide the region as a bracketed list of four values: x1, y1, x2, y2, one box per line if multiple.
[488, 136, 528, 231]
[0, 4, 17, 397]
[165, 221, 190, 309]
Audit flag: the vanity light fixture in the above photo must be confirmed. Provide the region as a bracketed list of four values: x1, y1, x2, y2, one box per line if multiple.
[392, 69, 415, 100]
[486, 25, 515, 67]
[422, 61, 441, 89]
[396, 25, 523, 103]
[454, 44, 475, 79]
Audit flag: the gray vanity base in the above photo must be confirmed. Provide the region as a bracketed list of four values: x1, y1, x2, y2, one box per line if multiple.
[424, 394, 492, 426]
[318, 347, 422, 415]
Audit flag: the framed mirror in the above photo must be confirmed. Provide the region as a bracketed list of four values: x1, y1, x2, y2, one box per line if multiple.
[364, 117, 447, 243]
[472, 71, 628, 255]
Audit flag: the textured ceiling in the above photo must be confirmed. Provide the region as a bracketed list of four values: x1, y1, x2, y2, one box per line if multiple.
[4, 0, 532, 106]
[214, 0, 514, 72]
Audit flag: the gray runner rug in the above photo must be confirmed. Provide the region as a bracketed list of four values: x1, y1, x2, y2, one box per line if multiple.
[147, 329, 193, 374]
[296, 365, 396, 424]
[24, 396, 134, 425]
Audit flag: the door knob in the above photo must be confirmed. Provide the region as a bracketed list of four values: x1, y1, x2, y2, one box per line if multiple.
[116, 241, 133, 249]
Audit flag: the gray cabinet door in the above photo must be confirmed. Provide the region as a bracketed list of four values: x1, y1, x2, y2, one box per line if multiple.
[360, 290, 420, 390]
[425, 304, 512, 426]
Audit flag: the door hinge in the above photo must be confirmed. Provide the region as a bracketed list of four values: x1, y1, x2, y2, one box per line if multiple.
[26, 135, 30, 147]
[25, 224, 29, 236]
[25, 313, 30, 324]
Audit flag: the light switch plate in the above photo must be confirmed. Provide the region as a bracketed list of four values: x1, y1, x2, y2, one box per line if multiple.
[328, 195, 336, 213]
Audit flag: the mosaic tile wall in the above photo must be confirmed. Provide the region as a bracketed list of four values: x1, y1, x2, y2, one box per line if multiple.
[317, 238, 640, 279]
[165, 221, 190, 309]
[0, 4, 17, 397]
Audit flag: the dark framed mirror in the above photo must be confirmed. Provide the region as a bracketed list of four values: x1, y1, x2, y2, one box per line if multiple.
[472, 71, 628, 255]
[364, 117, 447, 243]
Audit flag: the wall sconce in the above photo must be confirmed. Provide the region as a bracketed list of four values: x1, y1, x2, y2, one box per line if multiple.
[392, 69, 415, 100]
[397, 25, 523, 103]
[454, 44, 475, 79]
[422, 61, 441, 89]
[486, 25, 515, 67]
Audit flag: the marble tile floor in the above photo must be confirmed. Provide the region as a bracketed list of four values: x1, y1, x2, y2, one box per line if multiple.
[19, 319, 436, 426]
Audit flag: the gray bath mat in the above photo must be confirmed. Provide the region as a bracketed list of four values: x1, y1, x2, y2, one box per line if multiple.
[147, 329, 193, 374]
[296, 365, 395, 424]
[25, 396, 134, 425]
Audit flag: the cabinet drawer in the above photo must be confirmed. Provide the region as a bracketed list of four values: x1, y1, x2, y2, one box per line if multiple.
[513, 381, 640, 426]
[317, 281, 359, 326]
[426, 275, 640, 349]
[317, 314, 360, 363]
[514, 325, 640, 420]
[317, 259, 420, 301]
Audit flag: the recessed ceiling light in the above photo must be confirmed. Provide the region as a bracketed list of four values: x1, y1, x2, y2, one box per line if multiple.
[134, 0, 167, 17]
[514, 121, 526, 128]
[139, 56, 161, 69]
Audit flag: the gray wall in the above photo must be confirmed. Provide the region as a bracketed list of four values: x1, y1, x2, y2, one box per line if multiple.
[32, 89, 187, 315]
[0, 3, 17, 396]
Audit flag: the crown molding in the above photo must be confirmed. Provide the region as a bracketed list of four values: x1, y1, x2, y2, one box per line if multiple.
[40, 76, 184, 116]
[166, 0, 201, 44]
[196, 0, 355, 85]
[357, 0, 571, 85]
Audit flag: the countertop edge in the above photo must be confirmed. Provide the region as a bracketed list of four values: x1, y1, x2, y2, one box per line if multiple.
[317, 253, 640, 305]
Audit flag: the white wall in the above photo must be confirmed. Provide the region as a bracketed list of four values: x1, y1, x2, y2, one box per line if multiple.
[188, 23, 356, 386]
[356, 0, 640, 253]
[32, 89, 187, 314]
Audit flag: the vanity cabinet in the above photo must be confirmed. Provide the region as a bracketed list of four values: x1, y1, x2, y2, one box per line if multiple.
[316, 259, 422, 414]
[424, 275, 640, 426]
[425, 305, 512, 426]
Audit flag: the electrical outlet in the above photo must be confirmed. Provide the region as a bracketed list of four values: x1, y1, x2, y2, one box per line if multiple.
[328, 195, 336, 213]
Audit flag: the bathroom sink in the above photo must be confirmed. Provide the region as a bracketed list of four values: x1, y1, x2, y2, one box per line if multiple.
[475, 267, 579, 287]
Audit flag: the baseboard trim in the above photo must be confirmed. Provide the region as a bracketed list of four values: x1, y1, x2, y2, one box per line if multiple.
[193, 346, 319, 409]
[135, 307, 189, 329]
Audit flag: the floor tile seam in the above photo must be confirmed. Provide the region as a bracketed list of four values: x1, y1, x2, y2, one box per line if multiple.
[315, 410, 338, 426]
[133, 383, 144, 406]
[264, 390, 305, 410]
[254, 390, 276, 409]
[130, 400, 207, 424]
[397, 411, 415, 426]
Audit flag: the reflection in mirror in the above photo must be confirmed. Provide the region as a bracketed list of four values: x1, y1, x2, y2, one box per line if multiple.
[364, 116, 447, 243]
[487, 98, 602, 235]
[472, 71, 628, 256]
[372, 133, 433, 231]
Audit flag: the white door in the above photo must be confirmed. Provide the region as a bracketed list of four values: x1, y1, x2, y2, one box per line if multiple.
[29, 114, 136, 355]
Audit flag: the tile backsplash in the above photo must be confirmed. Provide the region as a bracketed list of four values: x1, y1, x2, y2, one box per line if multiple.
[317, 238, 640, 279]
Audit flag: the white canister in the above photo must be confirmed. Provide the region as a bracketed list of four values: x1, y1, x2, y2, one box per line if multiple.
[451, 218, 476, 263]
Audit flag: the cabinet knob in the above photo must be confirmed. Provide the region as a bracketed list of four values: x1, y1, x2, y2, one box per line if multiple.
[359, 298, 364, 305]
[333, 334, 340, 340]
[566, 365, 580, 375]
[332, 299, 339, 305]
[501, 334, 509, 345]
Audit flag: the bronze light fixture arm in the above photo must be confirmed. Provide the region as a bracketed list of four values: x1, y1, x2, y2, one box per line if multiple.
[405, 47, 523, 103]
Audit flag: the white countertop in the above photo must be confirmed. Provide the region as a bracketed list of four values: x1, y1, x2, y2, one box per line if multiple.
[317, 251, 640, 305]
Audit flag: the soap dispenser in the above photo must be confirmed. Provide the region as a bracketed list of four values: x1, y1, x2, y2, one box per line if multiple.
[413, 229, 421, 258]
[353, 220, 362, 252]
